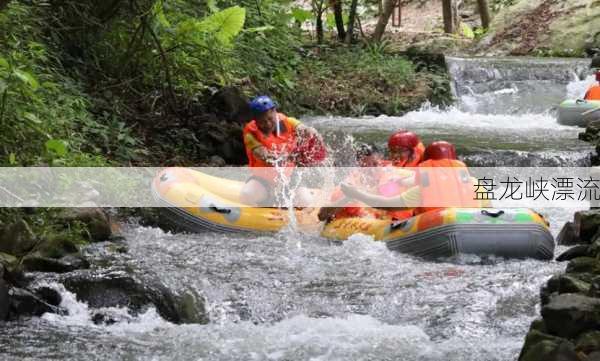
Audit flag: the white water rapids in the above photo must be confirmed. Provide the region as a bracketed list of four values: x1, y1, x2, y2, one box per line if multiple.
[0, 57, 596, 360]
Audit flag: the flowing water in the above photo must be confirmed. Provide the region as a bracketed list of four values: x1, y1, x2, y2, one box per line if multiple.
[1, 57, 597, 361]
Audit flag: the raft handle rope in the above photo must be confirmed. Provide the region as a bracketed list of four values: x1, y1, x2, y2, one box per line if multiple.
[391, 219, 409, 230]
[481, 209, 505, 218]
[209, 205, 232, 214]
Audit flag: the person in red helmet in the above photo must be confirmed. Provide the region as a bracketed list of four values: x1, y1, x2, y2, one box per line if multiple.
[584, 70, 600, 101]
[340, 141, 482, 213]
[386, 130, 425, 167]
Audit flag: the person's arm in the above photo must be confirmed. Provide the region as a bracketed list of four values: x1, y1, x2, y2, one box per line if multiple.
[340, 183, 414, 210]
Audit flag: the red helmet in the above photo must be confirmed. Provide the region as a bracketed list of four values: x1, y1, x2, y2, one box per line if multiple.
[424, 141, 457, 160]
[388, 131, 419, 151]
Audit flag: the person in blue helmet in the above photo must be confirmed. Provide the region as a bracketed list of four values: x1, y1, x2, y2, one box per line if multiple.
[240, 95, 324, 206]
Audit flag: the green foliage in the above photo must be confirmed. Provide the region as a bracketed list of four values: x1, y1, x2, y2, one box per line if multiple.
[0, 2, 144, 166]
[176, 6, 246, 47]
[293, 46, 421, 116]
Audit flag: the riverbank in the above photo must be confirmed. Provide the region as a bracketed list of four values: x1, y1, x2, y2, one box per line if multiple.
[0, 0, 451, 321]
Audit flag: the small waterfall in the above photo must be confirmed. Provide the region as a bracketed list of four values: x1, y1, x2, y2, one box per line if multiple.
[445, 56, 592, 114]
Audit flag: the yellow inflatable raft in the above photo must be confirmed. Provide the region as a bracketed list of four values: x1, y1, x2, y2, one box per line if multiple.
[151, 168, 555, 260]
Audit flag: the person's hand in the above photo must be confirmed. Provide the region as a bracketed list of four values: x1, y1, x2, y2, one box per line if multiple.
[298, 125, 320, 140]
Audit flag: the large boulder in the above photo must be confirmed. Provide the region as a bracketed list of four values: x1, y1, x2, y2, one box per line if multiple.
[61, 269, 208, 324]
[0, 219, 37, 257]
[207, 87, 251, 124]
[8, 287, 63, 319]
[22, 252, 89, 273]
[57, 208, 112, 242]
[566, 257, 600, 275]
[519, 329, 578, 361]
[541, 293, 600, 339]
[541, 274, 591, 305]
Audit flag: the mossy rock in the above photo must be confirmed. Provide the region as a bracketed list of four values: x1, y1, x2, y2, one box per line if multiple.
[35, 237, 80, 259]
[576, 331, 600, 354]
[0, 219, 37, 257]
[519, 328, 576, 361]
[0, 252, 19, 274]
[22, 252, 89, 273]
[566, 257, 600, 275]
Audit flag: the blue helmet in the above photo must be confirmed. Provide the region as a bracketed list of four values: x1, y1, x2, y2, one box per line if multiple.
[249, 95, 277, 114]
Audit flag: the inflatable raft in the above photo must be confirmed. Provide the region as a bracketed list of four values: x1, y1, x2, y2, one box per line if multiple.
[321, 208, 554, 260]
[557, 99, 600, 127]
[151, 167, 321, 233]
[152, 168, 555, 260]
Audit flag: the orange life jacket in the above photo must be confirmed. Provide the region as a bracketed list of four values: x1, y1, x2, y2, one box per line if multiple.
[585, 85, 600, 101]
[243, 113, 297, 183]
[414, 159, 479, 215]
[243, 113, 297, 167]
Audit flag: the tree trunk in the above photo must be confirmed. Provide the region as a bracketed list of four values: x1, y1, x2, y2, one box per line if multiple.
[312, 0, 326, 44]
[477, 0, 491, 29]
[442, 0, 455, 34]
[330, 0, 346, 40]
[372, 0, 396, 41]
[344, 0, 358, 44]
[316, 12, 324, 44]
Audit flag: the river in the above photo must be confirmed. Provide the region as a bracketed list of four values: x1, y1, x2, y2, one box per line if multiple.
[0, 57, 596, 361]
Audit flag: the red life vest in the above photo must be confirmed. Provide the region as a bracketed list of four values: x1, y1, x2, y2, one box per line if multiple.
[585, 85, 600, 101]
[414, 159, 479, 215]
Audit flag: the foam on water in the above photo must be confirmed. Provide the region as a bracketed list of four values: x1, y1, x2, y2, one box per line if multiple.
[38, 282, 171, 334]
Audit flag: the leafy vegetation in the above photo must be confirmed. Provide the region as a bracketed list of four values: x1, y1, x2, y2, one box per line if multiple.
[0, 0, 448, 167]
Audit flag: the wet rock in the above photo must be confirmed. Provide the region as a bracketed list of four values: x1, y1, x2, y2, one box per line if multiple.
[541, 275, 591, 305]
[8, 287, 62, 318]
[542, 293, 600, 339]
[22, 252, 89, 273]
[208, 87, 251, 124]
[207, 155, 226, 167]
[61, 270, 208, 324]
[575, 210, 600, 243]
[0, 219, 37, 257]
[556, 245, 589, 262]
[587, 238, 600, 258]
[556, 222, 581, 246]
[566, 257, 600, 275]
[576, 331, 600, 355]
[0, 267, 8, 321]
[57, 208, 112, 242]
[519, 329, 577, 361]
[586, 276, 600, 298]
[36, 237, 79, 259]
[0, 252, 19, 274]
[91, 312, 118, 326]
[32, 286, 61, 307]
[177, 291, 209, 324]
